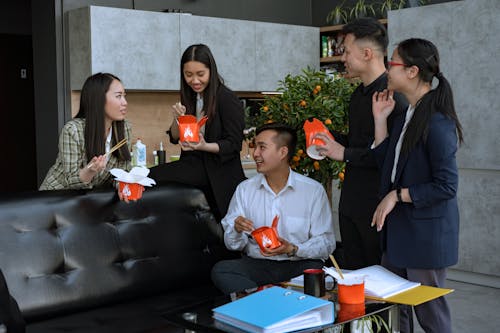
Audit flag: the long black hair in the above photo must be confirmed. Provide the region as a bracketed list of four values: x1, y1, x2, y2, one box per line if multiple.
[75, 72, 130, 162]
[397, 38, 464, 154]
[180, 44, 224, 121]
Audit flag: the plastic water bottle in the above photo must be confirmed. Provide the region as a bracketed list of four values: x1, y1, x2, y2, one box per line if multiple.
[135, 139, 147, 166]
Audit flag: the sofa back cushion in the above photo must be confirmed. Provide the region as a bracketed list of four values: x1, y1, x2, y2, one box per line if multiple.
[0, 184, 221, 321]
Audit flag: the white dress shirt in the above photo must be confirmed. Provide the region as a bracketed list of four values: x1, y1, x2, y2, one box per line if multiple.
[105, 126, 112, 162]
[196, 93, 206, 136]
[222, 170, 336, 261]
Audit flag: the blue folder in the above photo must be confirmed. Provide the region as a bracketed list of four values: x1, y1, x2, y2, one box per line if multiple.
[212, 286, 334, 333]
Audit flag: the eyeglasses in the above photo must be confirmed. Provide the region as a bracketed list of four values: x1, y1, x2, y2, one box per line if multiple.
[387, 61, 406, 69]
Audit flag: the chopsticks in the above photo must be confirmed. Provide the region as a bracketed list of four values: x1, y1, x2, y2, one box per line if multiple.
[329, 254, 345, 280]
[87, 138, 127, 169]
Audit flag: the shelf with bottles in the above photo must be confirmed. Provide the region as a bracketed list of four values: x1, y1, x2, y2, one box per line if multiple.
[320, 19, 387, 65]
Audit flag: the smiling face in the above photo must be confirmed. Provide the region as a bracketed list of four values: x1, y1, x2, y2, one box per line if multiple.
[104, 79, 127, 124]
[387, 49, 409, 92]
[253, 129, 288, 175]
[341, 33, 368, 78]
[183, 60, 210, 94]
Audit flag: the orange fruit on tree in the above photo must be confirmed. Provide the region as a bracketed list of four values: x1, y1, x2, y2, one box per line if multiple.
[312, 89, 318, 95]
[315, 85, 321, 92]
[299, 100, 307, 107]
[297, 149, 304, 156]
[324, 119, 332, 125]
[338, 171, 344, 181]
[262, 106, 269, 112]
[292, 155, 300, 162]
[313, 161, 320, 170]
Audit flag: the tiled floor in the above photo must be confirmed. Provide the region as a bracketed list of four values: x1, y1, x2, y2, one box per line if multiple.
[412, 279, 500, 333]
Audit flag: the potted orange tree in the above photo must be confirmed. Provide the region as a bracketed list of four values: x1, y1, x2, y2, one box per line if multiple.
[254, 68, 354, 197]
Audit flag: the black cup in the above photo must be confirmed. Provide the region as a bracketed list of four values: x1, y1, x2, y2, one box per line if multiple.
[303, 268, 325, 297]
[157, 150, 166, 164]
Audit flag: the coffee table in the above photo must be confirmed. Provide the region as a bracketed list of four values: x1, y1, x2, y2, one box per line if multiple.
[162, 293, 400, 333]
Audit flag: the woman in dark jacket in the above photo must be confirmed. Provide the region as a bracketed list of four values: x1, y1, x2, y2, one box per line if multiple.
[371, 38, 464, 333]
[149, 44, 245, 221]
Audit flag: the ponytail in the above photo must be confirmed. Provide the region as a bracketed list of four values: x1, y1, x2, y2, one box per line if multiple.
[397, 39, 464, 154]
[433, 72, 464, 145]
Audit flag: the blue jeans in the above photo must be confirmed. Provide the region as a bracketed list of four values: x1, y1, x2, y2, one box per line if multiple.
[211, 255, 323, 294]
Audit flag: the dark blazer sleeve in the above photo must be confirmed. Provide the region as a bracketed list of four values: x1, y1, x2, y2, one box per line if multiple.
[213, 86, 245, 164]
[408, 113, 459, 209]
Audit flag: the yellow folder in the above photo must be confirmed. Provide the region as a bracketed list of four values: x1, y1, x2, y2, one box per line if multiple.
[367, 285, 454, 306]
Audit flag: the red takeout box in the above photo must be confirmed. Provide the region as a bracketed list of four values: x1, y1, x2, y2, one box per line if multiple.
[251, 215, 281, 251]
[118, 182, 145, 201]
[303, 118, 334, 160]
[178, 115, 208, 143]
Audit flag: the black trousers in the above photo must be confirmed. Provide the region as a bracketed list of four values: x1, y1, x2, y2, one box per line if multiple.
[211, 255, 323, 294]
[149, 154, 222, 221]
[339, 212, 381, 270]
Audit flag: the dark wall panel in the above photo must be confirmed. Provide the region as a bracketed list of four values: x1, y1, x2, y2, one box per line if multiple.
[0, 0, 31, 35]
[132, 0, 312, 26]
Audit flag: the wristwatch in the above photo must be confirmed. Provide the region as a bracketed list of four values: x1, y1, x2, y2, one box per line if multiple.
[287, 244, 298, 257]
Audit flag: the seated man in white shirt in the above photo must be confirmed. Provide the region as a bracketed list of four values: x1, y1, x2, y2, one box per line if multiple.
[211, 123, 336, 294]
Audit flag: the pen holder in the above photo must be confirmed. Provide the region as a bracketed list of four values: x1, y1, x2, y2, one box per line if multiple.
[337, 275, 365, 304]
[337, 303, 365, 322]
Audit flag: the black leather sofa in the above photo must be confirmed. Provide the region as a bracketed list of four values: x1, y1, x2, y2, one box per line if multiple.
[0, 183, 229, 332]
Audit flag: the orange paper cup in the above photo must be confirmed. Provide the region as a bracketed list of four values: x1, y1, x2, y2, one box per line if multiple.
[337, 302, 366, 322]
[251, 227, 281, 251]
[119, 182, 145, 201]
[337, 275, 365, 304]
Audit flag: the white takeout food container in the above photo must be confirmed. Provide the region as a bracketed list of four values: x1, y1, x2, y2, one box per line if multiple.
[110, 166, 156, 186]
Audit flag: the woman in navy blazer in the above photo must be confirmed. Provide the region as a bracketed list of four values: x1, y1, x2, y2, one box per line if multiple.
[371, 39, 463, 333]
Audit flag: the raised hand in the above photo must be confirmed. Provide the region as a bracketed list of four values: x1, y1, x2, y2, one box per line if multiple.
[172, 102, 186, 118]
[372, 89, 396, 122]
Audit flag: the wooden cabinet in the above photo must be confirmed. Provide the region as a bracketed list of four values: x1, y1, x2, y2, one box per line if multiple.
[319, 19, 387, 74]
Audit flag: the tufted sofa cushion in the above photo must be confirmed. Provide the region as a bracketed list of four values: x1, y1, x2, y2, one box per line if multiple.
[0, 183, 223, 322]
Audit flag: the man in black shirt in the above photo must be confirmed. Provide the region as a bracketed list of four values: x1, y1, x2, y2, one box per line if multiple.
[316, 18, 407, 269]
